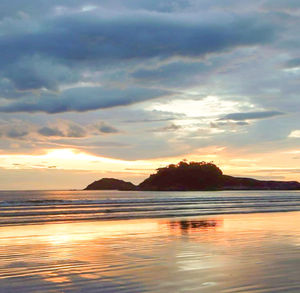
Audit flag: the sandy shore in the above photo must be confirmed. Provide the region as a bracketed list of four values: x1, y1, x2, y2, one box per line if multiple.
[0, 211, 300, 292]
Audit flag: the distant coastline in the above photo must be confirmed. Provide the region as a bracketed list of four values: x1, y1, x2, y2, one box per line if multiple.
[85, 161, 300, 191]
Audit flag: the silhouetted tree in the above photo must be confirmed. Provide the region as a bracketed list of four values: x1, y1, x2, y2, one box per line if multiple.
[139, 160, 223, 191]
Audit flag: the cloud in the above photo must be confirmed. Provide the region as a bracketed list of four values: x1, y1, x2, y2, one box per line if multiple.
[0, 0, 191, 20]
[0, 0, 299, 185]
[0, 2, 285, 123]
[6, 128, 28, 138]
[0, 87, 169, 113]
[38, 120, 119, 138]
[0, 8, 276, 100]
[288, 130, 300, 138]
[220, 111, 284, 121]
[0, 11, 275, 67]
[284, 58, 300, 69]
[66, 124, 86, 137]
[131, 61, 212, 88]
[38, 122, 86, 138]
[95, 122, 119, 134]
[38, 127, 64, 137]
[5, 55, 79, 91]
[210, 121, 249, 128]
[236, 121, 249, 126]
[263, 0, 300, 13]
[0, 120, 31, 139]
[150, 123, 181, 132]
[124, 117, 175, 123]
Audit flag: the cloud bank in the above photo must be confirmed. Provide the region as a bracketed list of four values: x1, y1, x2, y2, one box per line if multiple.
[0, 0, 299, 187]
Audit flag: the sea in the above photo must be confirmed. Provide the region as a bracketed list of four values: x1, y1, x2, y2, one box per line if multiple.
[1, 190, 300, 292]
[1, 189, 300, 226]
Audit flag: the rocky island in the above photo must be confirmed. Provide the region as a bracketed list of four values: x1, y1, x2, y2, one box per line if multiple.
[84, 161, 300, 191]
[85, 178, 136, 191]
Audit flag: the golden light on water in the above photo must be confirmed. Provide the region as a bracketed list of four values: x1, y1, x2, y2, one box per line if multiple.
[0, 220, 162, 246]
[1, 211, 300, 291]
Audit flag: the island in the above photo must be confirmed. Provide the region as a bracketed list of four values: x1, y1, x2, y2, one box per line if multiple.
[84, 178, 136, 191]
[84, 161, 300, 191]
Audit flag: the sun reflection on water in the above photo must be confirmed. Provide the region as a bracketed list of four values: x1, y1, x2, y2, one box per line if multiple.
[0, 212, 300, 292]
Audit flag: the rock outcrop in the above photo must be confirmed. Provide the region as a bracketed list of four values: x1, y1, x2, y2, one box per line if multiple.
[84, 178, 136, 191]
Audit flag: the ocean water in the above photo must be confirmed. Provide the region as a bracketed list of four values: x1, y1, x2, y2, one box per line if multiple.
[1, 190, 300, 225]
[1, 190, 300, 292]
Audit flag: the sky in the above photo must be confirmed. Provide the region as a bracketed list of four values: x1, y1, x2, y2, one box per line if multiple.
[0, 0, 299, 189]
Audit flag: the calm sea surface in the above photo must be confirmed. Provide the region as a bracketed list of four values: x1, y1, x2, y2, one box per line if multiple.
[0, 190, 300, 292]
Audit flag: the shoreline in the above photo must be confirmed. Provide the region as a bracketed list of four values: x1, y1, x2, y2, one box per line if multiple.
[1, 208, 300, 228]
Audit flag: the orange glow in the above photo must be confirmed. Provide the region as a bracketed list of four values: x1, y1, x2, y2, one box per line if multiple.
[0, 145, 299, 188]
[1, 212, 299, 291]
[0, 219, 162, 246]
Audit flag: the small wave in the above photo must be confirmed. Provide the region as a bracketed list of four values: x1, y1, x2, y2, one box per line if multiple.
[1, 195, 300, 207]
[1, 190, 300, 225]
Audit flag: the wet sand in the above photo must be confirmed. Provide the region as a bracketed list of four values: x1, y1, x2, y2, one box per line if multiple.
[0, 211, 300, 292]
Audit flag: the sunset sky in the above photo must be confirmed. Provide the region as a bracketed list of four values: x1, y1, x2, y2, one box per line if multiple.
[0, 0, 299, 189]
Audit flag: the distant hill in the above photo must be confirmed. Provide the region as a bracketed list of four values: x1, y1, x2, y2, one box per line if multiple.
[84, 161, 300, 191]
[84, 178, 136, 191]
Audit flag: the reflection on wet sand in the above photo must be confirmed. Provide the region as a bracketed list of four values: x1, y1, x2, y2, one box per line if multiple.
[0, 212, 300, 292]
[168, 219, 221, 233]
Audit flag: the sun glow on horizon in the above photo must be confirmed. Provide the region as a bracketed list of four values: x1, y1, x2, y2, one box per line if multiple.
[0, 146, 299, 189]
[44, 148, 134, 164]
[0, 148, 156, 172]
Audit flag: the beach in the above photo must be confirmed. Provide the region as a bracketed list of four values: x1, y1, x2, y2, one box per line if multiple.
[0, 190, 300, 292]
[1, 0, 300, 291]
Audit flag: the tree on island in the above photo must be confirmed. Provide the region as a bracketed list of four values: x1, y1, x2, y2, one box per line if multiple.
[138, 161, 224, 191]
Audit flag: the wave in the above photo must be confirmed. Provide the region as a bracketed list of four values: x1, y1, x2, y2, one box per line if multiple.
[1, 191, 300, 226]
[2, 194, 300, 206]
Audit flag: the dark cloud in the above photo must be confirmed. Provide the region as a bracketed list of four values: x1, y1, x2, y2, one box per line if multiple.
[132, 62, 207, 81]
[220, 111, 284, 121]
[236, 121, 249, 126]
[0, 87, 169, 113]
[131, 61, 215, 88]
[0, 79, 27, 99]
[0, 120, 31, 139]
[284, 58, 300, 69]
[0, 10, 275, 93]
[37, 120, 119, 139]
[1, 11, 275, 65]
[96, 122, 119, 134]
[6, 128, 28, 138]
[38, 127, 64, 137]
[5, 55, 79, 91]
[38, 123, 86, 138]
